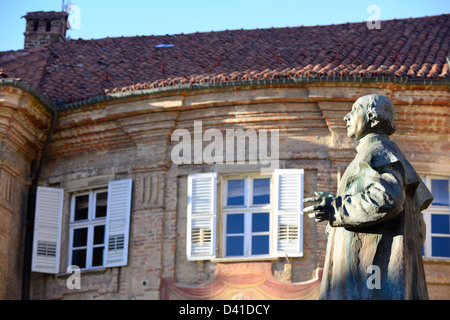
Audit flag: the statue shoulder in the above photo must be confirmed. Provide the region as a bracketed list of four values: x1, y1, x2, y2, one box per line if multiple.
[360, 139, 402, 170]
[359, 139, 433, 212]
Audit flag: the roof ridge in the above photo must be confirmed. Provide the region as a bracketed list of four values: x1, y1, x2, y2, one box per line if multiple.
[34, 13, 450, 47]
[1, 13, 448, 54]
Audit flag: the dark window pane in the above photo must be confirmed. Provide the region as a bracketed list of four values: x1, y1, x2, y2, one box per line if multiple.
[92, 247, 104, 267]
[432, 237, 450, 258]
[94, 225, 105, 245]
[72, 228, 88, 247]
[226, 236, 244, 256]
[252, 212, 270, 232]
[95, 192, 108, 218]
[253, 178, 270, 204]
[227, 180, 245, 206]
[431, 179, 449, 206]
[72, 249, 86, 269]
[227, 214, 244, 234]
[431, 214, 450, 234]
[252, 235, 269, 255]
[74, 195, 89, 220]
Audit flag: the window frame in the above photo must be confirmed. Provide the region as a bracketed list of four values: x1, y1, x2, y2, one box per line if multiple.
[68, 189, 108, 270]
[186, 170, 303, 262]
[422, 175, 450, 260]
[221, 175, 273, 258]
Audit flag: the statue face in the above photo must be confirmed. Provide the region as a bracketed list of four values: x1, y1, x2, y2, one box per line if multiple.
[344, 101, 370, 140]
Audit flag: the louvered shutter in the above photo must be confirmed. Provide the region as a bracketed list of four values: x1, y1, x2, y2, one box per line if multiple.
[273, 169, 304, 257]
[187, 173, 217, 261]
[32, 187, 64, 274]
[104, 179, 132, 267]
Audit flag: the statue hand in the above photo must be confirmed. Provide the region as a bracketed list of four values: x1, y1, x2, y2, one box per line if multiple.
[303, 192, 335, 223]
[303, 191, 335, 204]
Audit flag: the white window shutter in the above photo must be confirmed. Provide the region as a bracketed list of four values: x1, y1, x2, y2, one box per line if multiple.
[187, 173, 217, 261]
[32, 187, 64, 274]
[104, 179, 132, 268]
[273, 169, 304, 257]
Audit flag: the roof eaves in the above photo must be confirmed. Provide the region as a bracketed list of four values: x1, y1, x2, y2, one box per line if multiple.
[58, 76, 450, 111]
[0, 78, 56, 114]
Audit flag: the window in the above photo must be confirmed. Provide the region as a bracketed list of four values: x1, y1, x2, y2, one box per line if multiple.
[31, 179, 133, 274]
[69, 190, 108, 269]
[223, 177, 271, 257]
[46, 21, 51, 32]
[186, 170, 304, 261]
[422, 176, 450, 259]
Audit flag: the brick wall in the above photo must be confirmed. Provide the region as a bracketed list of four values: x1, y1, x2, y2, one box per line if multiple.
[20, 82, 450, 299]
[23, 12, 67, 49]
[0, 86, 52, 299]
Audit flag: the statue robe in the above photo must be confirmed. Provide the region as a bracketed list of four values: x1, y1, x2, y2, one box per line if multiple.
[320, 133, 433, 300]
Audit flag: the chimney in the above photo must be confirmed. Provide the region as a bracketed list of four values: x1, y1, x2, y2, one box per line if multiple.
[23, 11, 69, 49]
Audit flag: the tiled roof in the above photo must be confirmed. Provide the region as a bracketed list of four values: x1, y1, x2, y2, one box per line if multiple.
[0, 46, 51, 84]
[1, 14, 449, 105]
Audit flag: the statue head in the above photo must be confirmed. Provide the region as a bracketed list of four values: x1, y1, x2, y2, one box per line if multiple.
[344, 94, 396, 139]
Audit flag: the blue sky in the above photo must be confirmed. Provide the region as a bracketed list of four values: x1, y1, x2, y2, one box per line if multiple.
[1, 0, 449, 52]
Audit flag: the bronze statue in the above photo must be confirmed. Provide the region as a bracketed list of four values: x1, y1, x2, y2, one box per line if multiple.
[304, 94, 433, 299]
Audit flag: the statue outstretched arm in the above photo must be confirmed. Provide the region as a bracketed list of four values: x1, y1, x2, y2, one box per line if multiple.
[305, 162, 406, 228]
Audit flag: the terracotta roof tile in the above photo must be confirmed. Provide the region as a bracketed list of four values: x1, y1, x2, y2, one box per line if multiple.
[0, 46, 50, 86]
[0, 14, 448, 105]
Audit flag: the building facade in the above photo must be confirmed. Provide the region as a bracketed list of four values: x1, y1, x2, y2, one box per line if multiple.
[0, 12, 449, 300]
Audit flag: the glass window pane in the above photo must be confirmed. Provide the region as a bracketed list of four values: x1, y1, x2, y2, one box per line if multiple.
[227, 180, 245, 206]
[252, 212, 270, 232]
[72, 249, 86, 269]
[432, 237, 450, 258]
[94, 225, 105, 245]
[431, 179, 449, 206]
[92, 247, 104, 267]
[252, 235, 269, 255]
[431, 214, 450, 234]
[74, 195, 89, 220]
[72, 228, 88, 247]
[253, 178, 270, 205]
[226, 236, 244, 256]
[227, 214, 244, 234]
[95, 192, 108, 218]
